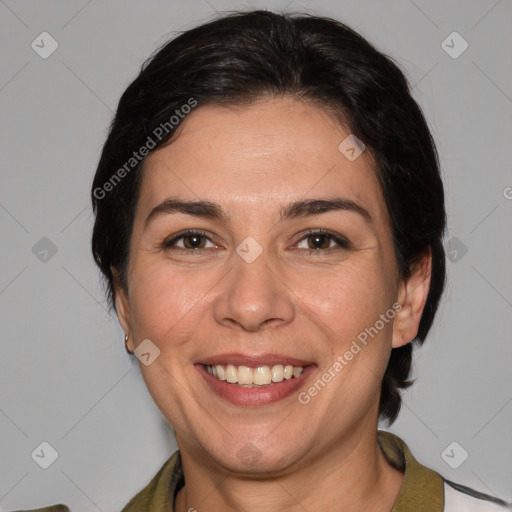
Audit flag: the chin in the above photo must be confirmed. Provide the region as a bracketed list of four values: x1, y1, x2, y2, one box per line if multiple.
[203, 437, 303, 476]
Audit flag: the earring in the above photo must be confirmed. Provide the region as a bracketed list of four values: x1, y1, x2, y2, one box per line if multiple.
[124, 333, 134, 355]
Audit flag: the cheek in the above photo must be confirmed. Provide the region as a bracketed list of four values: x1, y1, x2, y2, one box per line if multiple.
[128, 262, 214, 348]
[299, 261, 395, 336]
[298, 260, 397, 395]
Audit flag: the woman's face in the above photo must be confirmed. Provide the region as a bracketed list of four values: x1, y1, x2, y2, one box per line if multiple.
[116, 96, 422, 473]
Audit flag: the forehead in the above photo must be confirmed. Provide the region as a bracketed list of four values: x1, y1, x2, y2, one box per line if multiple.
[138, 97, 388, 226]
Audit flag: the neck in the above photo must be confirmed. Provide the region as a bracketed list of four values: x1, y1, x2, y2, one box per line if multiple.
[174, 429, 404, 512]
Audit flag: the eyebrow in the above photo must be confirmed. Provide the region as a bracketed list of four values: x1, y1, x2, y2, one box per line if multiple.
[144, 196, 372, 229]
[281, 198, 372, 223]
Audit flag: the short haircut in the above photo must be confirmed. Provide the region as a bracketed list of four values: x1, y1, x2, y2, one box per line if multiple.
[91, 10, 447, 424]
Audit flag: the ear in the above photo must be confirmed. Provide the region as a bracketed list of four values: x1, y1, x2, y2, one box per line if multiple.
[111, 266, 134, 353]
[392, 246, 432, 348]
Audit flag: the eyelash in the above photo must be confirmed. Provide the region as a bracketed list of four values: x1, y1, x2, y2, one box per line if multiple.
[295, 229, 352, 254]
[161, 228, 351, 255]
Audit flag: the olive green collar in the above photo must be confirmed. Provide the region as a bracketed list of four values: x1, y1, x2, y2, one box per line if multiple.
[378, 430, 444, 512]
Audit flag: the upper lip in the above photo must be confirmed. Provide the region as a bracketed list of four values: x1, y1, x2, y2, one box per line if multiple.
[197, 353, 314, 367]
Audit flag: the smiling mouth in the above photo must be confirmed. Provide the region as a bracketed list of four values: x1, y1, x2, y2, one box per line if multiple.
[203, 364, 305, 387]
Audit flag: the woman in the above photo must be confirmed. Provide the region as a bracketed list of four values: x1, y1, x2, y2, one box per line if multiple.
[23, 9, 510, 512]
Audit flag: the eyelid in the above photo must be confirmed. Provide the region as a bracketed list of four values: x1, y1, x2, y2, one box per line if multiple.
[161, 228, 351, 252]
[293, 228, 351, 250]
[162, 229, 220, 249]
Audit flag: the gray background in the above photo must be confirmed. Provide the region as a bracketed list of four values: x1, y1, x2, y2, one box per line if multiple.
[1, 0, 511, 510]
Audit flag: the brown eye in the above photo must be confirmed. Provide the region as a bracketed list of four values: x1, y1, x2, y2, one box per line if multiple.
[163, 230, 216, 250]
[182, 234, 207, 249]
[306, 234, 331, 250]
[296, 230, 351, 252]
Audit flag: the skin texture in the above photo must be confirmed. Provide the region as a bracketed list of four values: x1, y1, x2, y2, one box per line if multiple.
[114, 96, 432, 512]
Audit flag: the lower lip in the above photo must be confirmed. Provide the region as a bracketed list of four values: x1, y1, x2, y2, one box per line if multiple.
[196, 364, 316, 406]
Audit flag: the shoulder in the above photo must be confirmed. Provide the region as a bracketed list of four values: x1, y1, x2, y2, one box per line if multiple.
[377, 430, 511, 512]
[443, 479, 512, 511]
[7, 451, 182, 512]
[120, 450, 183, 511]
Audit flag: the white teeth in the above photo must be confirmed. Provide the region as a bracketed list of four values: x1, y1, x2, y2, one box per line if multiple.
[205, 364, 305, 386]
[237, 365, 253, 385]
[253, 366, 271, 385]
[226, 364, 237, 383]
[215, 364, 226, 380]
[292, 366, 303, 378]
[271, 364, 284, 382]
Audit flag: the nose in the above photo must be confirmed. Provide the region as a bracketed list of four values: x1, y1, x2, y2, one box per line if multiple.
[212, 249, 296, 332]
